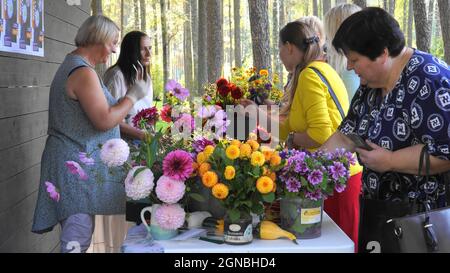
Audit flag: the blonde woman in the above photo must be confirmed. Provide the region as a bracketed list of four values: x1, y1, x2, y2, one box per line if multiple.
[324, 3, 362, 100]
[32, 15, 148, 253]
[297, 16, 326, 55]
[278, 21, 363, 252]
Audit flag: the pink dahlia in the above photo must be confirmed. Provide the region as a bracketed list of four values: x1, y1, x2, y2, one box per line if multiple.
[160, 105, 172, 123]
[45, 181, 60, 202]
[100, 138, 130, 167]
[154, 204, 186, 230]
[65, 161, 88, 181]
[132, 106, 159, 128]
[124, 166, 154, 200]
[155, 175, 186, 204]
[162, 150, 194, 181]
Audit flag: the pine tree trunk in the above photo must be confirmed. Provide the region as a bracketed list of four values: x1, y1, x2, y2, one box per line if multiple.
[383, 0, 388, 10]
[191, 0, 199, 91]
[438, 0, 450, 63]
[278, 0, 285, 86]
[207, 0, 224, 82]
[121, 0, 124, 38]
[389, 0, 396, 15]
[91, 0, 103, 15]
[323, 0, 331, 17]
[160, 0, 169, 88]
[184, 0, 193, 93]
[134, 0, 139, 30]
[429, 0, 435, 39]
[91, 0, 106, 76]
[234, 0, 242, 67]
[413, 0, 431, 52]
[407, 0, 414, 47]
[272, 0, 279, 72]
[336, 0, 347, 4]
[402, 0, 407, 33]
[197, 1, 208, 91]
[152, 0, 159, 56]
[248, 0, 271, 72]
[312, 0, 318, 16]
[228, 0, 233, 69]
[352, 0, 366, 8]
[140, 0, 146, 31]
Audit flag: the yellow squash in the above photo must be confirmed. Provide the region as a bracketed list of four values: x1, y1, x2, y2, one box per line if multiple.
[255, 220, 298, 244]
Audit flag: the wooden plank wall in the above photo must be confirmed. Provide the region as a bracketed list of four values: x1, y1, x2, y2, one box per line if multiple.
[0, 0, 91, 253]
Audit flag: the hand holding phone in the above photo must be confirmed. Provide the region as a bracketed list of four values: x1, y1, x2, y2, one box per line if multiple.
[347, 133, 373, 151]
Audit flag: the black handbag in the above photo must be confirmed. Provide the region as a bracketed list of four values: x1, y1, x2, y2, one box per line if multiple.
[385, 147, 450, 253]
[359, 146, 450, 253]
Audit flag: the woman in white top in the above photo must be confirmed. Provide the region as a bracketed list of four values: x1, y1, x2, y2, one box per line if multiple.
[104, 31, 154, 128]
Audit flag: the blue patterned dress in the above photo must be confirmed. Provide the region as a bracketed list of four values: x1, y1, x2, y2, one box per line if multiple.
[339, 49, 450, 209]
[32, 54, 126, 234]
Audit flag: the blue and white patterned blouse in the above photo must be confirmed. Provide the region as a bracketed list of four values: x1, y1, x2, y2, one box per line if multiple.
[339, 49, 450, 207]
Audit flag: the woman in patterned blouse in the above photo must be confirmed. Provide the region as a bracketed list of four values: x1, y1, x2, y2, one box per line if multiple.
[321, 7, 450, 252]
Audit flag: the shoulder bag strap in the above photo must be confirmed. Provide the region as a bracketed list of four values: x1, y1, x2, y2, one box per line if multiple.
[309, 67, 346, 120]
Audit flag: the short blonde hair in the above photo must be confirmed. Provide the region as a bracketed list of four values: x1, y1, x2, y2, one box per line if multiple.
[75, 15, 120, 47]
[296, 16, 325, 48]
[324, 4, 362, 75]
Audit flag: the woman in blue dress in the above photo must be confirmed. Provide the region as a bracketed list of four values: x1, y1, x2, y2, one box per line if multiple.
[31, 15, 149, 253]
[322, 7, 450, 252]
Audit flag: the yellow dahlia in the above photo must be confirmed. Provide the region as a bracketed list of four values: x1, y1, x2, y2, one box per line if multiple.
[226, 145, 240, 160]
[224, 166, 236, 180]
[247, 140, 260, 151]
[197, 152, 207, 164]
[251, 151, 265, 167]
[204, 145, 215, 158]
[212, 183, 229, 200]
[202, 171, 218, 188]
[198, 162, 211, 177]
[259, 69, 269, 76]
[230, 140, 242, 147]
[240, 143, 252, 158]
[270, 154, 282, 167]
[256, 176, 274, 194]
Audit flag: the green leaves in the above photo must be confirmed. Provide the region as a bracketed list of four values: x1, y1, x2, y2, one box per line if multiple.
[262, 192, 275, 203]
[189, 193, 206, 202]
[133, 166, 147, 178]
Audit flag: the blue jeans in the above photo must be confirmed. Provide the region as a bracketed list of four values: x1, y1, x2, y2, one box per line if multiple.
[60, 214, 95, 253]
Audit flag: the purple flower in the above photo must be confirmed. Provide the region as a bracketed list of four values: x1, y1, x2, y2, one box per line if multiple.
[264, 83, 272, 90]
[45, 181, 60, 202]
[192, 137, 215, 153]
[154, 204, 186, 230]
[305, 190, 323, 201]
[173, 113, 195, 133]
[198, 105, 217, 119]
[279, 150, 288, 159]
[308, 170, 323, 186]
[286, 177, 301, 192]
[328, 162, 347, 180]
[65, 161, 88, 181]
[163, 150, 194, 181]
[294, 162, 309, 173]
[78, 152, 95, 166]
[345, 151, 357, 165]
[165, 79, 189, 100]
[335, 184, 346, 193]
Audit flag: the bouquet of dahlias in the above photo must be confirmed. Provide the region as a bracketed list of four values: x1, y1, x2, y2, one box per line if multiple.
[278, 149, 356, 201]
[195, 138, 285, 222]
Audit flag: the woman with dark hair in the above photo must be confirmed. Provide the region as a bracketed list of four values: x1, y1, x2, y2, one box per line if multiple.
[322, 7, 450, 252]
[104, 31, 153, 128]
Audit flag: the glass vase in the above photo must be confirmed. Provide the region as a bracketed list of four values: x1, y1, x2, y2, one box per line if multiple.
[280, 197, 324, 239]
[223, 211, 253, 245]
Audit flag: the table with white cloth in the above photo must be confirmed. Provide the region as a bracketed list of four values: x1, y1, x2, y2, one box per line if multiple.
[121, 212, 354, 253]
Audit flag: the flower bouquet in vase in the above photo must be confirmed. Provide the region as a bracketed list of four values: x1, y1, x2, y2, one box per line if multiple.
[277, 149, 355, 239]
[195, 138, 285, 244]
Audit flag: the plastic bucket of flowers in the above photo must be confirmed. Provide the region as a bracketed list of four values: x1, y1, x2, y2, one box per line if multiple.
[278, 149, 355, 239]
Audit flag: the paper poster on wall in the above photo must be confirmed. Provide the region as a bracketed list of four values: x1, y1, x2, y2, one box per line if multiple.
[0, 0, 44, 57]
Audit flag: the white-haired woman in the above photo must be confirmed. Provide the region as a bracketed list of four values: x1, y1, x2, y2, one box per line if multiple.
[324, 3, 362, 100]
[31, 15, 148, 253]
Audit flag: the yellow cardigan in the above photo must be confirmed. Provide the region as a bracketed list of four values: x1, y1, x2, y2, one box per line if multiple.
[280, 61, 363, 176]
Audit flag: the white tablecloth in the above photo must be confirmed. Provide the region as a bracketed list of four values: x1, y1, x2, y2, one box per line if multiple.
[122, 212, 354, 253]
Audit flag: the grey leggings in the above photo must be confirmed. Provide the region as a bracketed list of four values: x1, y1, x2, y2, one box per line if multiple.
[60, 214, 95, 253]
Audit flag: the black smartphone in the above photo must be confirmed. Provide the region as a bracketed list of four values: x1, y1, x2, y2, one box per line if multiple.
[347, 133, 373, 151]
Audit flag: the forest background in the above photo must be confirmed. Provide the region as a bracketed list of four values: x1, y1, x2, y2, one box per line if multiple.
[91, 0, 450, 102]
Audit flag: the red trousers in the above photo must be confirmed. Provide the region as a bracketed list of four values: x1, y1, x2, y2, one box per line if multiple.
[324, 172, 362, 253]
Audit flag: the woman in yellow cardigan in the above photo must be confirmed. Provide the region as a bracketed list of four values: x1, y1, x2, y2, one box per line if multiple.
[278, 21, 362, 251]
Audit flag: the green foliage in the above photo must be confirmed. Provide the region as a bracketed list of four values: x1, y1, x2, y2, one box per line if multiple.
[151, 62, 164, 102]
